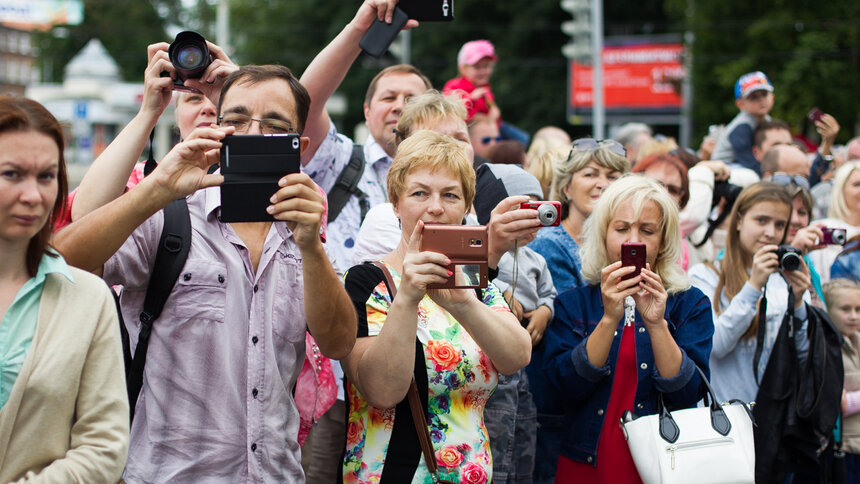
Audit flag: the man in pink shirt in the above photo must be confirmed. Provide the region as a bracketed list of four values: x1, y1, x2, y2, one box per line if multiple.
[53, 65, 357, 482]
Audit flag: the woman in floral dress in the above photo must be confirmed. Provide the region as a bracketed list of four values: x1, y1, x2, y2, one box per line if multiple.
[340, 130, 532, 483]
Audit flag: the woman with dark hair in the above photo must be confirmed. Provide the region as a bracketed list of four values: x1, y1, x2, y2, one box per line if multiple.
[0, 96, 128, 482]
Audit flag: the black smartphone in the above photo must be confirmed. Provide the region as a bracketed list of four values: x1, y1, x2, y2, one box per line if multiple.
[398, 0, 454, 21]
[359, 6, 409, 58]
[219, 134, 301, 223]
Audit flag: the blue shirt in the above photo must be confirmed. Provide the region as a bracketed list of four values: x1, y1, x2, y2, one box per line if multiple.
[0, 253, 73, 409]
[528, 225, 585, 294]
[535, 284, 714, 466]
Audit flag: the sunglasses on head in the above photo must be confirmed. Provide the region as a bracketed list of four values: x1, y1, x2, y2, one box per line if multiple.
[481, 136, 502, 145]
[768, 173, 810, 191]
[568, 138, 627, 159]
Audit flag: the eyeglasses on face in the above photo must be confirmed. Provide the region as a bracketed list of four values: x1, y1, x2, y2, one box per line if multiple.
[768, 173, 810, 191]
[568, 138, 627, 159]
[481, 136, 502, 145]
[217, 113, 296, 135]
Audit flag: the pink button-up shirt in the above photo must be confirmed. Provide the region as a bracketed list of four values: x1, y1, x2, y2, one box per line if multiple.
[105, 185, 330, 482]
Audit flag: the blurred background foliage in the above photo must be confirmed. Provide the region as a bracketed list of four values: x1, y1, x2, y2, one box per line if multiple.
[35, 0, 859, 145]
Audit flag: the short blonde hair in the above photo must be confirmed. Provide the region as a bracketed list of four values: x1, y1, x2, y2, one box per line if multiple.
[549, 140, 631, 220]
[579, 174, 690, 294]
[387, 130, 476, 209]
[636, 136, 679, 163]
[526, 135, 569, 199]
[823, 279, 860, 313]
[394, 90, 467, 145]
[828, 161, 860, 221]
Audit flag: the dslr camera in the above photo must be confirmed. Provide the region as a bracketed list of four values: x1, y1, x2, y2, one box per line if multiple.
[166, 31, 212, 93]
[521, 201, 561, 227]
[821, 227, 847, 245]
[776, 245, 803, 271]
[420, 223, 488, 289]
[219, 134, 301, 223]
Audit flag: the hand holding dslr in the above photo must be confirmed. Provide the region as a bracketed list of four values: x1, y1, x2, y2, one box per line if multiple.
[749, 245, 779, 290]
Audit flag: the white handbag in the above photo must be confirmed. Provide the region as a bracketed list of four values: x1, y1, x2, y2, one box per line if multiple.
[620, 367, 755, 484]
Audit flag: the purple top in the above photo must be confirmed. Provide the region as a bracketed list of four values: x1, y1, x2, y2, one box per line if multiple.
[105, 186, 325, 482]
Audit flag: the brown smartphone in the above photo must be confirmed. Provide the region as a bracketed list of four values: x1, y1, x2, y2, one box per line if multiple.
[420, 223, 488, 289]
[621, 242, 646, 281]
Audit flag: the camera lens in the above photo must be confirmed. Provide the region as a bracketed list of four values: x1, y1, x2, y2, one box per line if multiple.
[175, 45, 204, 69]
[537, 204, 557, 226]
[779, 251, 801, 271]
[834, 231, 846, 244]
[168, 31, 212, 81]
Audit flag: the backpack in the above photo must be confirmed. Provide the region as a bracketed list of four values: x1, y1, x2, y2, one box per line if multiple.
[326, 144, 369, 224]
[117, 197, 191, 423]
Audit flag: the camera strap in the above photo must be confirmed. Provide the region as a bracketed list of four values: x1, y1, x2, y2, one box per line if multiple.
[144, 128, 157, 176]
[327, 144, 368, 224]
[753, 276, 796, 385]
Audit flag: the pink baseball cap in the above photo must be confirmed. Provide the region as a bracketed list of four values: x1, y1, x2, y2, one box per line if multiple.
[457, 40, 497, 66]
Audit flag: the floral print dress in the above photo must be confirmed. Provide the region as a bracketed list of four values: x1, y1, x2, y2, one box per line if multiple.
[342, 262, 509, 484]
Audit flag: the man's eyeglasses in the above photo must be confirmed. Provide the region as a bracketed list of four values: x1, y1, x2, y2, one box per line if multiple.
[768, 173, 810, 191]
[568, 138, 627, 159]
[481, 136, 502, 145]
[218, 113, 296, 135]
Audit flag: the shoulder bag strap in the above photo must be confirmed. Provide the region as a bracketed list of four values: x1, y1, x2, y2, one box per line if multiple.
[327, 144, 367, 224]
[127, 198, 192, 422]
[753, 286, 768, 385]
[369, 261, 447, 481]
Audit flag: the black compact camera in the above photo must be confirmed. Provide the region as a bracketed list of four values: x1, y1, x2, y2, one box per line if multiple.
[219, 134, 301, 223]
[166, 31, 212, 93]
[776, 245, 803, 271]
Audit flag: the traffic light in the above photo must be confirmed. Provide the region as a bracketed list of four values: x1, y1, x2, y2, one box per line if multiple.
[561, 0, 592, 64]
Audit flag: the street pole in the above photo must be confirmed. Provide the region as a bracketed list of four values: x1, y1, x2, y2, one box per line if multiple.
[401, 30, 411, 65]
[591, 0, 604, 139]
[217, 0, 230, 52]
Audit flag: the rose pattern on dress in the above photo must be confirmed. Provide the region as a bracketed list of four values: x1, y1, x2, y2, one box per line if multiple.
[343, 264, 508, 483]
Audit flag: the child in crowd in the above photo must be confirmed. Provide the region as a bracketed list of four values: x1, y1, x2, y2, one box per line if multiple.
[711, 71, 775, 176]
[823, 279, 860, 484]
[473, 163, 557, 483]
[444, 40, 530, 147]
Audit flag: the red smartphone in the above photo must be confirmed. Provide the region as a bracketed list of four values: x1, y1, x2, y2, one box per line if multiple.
[621, 242, 646, 281]
[807, 107, 823, 123]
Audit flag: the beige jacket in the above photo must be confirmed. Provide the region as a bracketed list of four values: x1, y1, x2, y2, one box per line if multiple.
[843, 332, 860, 454]
[0, 266, 129, 483]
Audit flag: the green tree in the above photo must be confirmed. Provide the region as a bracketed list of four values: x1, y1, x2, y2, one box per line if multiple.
[666, 0, 860, 144]
[35, 0, 178, 82]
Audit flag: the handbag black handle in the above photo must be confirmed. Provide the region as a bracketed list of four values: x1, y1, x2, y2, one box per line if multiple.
[656, 366, 731, 443]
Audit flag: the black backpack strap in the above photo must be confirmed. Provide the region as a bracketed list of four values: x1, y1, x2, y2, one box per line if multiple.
[327, 144, 368, 224]
[126, 197, 192, 422]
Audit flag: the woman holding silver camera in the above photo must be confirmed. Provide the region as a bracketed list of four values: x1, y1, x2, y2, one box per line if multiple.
[340, 130, 531, 483]
[529, 138, 630, 295]
[689, 181, 811, 403]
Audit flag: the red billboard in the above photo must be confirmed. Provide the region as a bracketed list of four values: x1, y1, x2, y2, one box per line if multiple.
[569, 42, 684, 111]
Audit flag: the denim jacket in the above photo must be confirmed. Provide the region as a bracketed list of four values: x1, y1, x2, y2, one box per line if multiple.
[538, 284, 714, 466]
